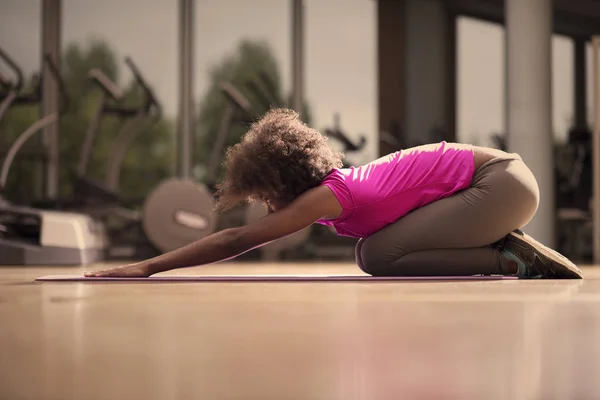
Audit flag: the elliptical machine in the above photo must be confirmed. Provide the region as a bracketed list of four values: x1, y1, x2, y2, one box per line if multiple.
[34, 57, 161, 211]
[238, 74, 316, 260]
[32, 57, 170, 259]
[144, 79, 260, 254]
[0, 48, 23, 121]
[555, 126, 594, 262]
[33, 57, 232, 259]
[0, 49, 106, 265]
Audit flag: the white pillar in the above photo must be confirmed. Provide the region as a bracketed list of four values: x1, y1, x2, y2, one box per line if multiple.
[505, 0, 554, 246]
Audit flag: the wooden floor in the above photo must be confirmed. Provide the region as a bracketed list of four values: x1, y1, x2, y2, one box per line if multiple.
[1, 262, 599, 400]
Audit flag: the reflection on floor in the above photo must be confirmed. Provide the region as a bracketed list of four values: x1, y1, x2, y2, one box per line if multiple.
[0, 262, 598, 400]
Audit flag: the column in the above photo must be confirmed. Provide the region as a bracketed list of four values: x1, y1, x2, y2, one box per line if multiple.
[377, 0, 456, 154]
[404, 0, 456, 146]
[592, 36, 600, 263]
[505, 0, 554, 246]
[178, 0, 194, 179]
[574, 36, 588, 129]
[377, 0, 406, 155]
[291, 0, 305, 118]
[41, 0, 61, 199]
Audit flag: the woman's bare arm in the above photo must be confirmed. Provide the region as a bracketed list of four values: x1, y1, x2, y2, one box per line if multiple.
[85, 186, 341, 277]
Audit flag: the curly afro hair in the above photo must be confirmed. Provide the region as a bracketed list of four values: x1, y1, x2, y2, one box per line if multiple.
[215, 108, 344, 212]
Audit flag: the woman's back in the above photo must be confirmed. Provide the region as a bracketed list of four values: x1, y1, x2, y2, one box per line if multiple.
[317, 142, 476, 237]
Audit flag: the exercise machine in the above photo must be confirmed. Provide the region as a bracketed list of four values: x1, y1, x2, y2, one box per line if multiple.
[243, 77, 364, 260]
[555, 127, 594, 262]
[78, 58, 165, 258]
[138, 80, 256, 254]
[146, 79, 258, 254]
[556, 127, 593, 211]
[235, 76, 314, 260]
[31, 56, 198, 259]
[21, 57, 160, 259]
[0, 48, 24, 121]
[129, 57, 219, 254]
[34, 57, 161, 211]
[245, 70, 285, 111]
[205, 81, 253, 189]
[0, 52, 106, 265]
[38, 57, 220, 257]
[189, 78, 312, 261]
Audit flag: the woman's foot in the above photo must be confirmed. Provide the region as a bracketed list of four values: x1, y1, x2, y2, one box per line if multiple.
[84, 262, 152, 278]
[499, 230, 583, 279]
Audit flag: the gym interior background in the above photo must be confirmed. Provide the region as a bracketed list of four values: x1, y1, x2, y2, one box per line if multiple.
[1, 0, 600, 399]
[1, 0, 598, 263]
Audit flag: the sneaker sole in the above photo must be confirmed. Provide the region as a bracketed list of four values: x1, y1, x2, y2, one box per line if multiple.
[509, 231, 584, 279]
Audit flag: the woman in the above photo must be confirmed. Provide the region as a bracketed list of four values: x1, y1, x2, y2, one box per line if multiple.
[86, 108, 582, 279]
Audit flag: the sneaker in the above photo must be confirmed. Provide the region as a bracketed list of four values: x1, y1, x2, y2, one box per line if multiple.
[497, 229, 583, 279]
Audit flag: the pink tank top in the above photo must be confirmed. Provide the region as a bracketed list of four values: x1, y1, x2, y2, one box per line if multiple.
[316, 142, 475, 238]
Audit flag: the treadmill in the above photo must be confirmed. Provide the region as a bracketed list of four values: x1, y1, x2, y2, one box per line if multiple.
[0, 49, 106, 265]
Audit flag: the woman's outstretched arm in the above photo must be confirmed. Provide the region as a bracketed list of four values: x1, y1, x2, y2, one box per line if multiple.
[84, 186, 341, 277]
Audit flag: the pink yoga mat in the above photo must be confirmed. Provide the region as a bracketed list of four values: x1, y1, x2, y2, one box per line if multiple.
[36, 274, 517, 282]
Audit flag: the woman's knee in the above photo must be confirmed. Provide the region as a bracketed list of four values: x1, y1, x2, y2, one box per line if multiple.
[478, 159, 540, 233]
[356, 236, 402, 276]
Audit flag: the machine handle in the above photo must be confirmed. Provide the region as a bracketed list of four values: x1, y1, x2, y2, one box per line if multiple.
[150, 93, 163, 121]
[220, 82, 252, 114]
[324, 127, 367, 152]
[245, 80, 275, 110]
[379, 131, 401, 148]
[124, 56, 162, 120]
[43, 53, 68, 113]
[88, 69, 124, 101]
[258, 70, 284, 106]
[88, 68, 152, 118]
[0, 71, 11, 89]
[0, 47, 24, 91]
[0, 114, 58, 193]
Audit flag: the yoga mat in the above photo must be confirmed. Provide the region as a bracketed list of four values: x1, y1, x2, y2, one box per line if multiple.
[36, 274, 518, 283]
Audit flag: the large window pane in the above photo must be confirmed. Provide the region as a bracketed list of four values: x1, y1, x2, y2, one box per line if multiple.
[0, 1, 41, 76]
[552, 35, 574, 143]
[305, 0, 377, 165]
[194, 0, 290, 177]
[61, 0, 177, 198]
[0, 0, 42, 202]
[457, 17, 504, 146]
[458, 17, 576, 146]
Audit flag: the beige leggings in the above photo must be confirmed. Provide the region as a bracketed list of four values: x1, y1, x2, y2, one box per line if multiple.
[356, 149, 540, 276]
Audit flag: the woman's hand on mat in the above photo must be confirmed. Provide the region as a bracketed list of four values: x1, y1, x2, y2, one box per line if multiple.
[84, 262, 152, 278]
